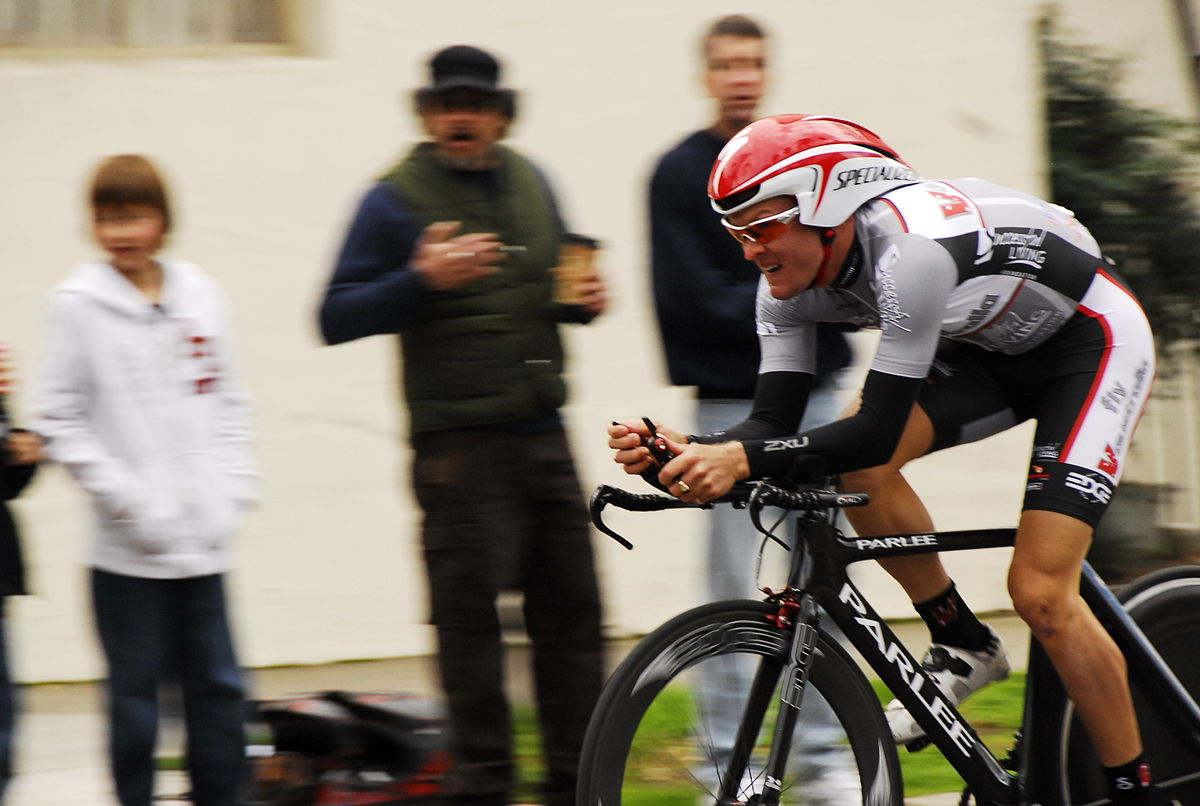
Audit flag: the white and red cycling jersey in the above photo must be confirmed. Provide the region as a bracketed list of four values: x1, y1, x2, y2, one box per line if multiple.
[723, 178, 1154, 527]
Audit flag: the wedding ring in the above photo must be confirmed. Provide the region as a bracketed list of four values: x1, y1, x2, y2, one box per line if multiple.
[446, 251, 476, 258]
[677, 480, 691, 494]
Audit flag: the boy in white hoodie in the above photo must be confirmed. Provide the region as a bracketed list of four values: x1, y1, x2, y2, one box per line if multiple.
[35, 155, 257, 806]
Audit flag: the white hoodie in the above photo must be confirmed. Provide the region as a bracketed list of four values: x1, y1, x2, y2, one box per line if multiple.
[35, 259, 258, 579]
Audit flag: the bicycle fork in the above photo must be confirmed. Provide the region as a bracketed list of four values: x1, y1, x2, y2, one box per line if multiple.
[718, 591, 821, 806]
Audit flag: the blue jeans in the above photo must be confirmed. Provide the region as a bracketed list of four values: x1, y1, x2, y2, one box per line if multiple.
[0, 600, 14, 804]
[91, 570, 245, 806]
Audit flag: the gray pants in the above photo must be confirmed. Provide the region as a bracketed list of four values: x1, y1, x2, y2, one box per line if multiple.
[694, 382, 855, 796]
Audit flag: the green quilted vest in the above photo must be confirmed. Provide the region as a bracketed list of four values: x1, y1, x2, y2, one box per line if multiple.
[384, 143, 566, 435]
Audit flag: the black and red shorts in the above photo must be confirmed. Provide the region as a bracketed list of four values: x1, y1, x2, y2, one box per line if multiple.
[918, 270, 1155, 528]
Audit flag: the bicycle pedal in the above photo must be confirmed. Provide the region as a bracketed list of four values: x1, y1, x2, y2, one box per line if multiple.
[904, 736, 932, 752]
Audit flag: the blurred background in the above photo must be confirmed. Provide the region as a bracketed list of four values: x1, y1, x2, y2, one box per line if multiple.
[0, 0, 1197, 683]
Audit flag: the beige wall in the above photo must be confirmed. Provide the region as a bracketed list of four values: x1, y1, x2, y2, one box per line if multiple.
[0, 0, 1191, 682]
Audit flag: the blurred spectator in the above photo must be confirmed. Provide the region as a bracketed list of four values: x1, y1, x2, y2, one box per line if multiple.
[318, 45, 605, 806]
[646, 15, 857, 797]
[0, 345, 42, 804]
[649, 15, 854, 602]
[34, 155, 257, 806]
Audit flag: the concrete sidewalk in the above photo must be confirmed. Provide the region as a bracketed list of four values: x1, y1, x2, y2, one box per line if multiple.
[5, 615, 1029, 806]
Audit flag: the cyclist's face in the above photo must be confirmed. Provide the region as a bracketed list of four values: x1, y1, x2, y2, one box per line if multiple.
[725, 197, 825, 299]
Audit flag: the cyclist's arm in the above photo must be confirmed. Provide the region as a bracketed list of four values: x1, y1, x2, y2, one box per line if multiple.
[741, 369, 922, 477]
[688, 370, 813, 444]
[726, 233, 954, 477]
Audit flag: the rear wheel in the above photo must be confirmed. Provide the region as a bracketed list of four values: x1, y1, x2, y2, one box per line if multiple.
[1057, 567, 1200, 803]
[577, 600, 902, 806]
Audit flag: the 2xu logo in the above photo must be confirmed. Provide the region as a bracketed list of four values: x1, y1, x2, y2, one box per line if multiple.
[1065, 471, 1112, 504]
[763, 437, 809, 452]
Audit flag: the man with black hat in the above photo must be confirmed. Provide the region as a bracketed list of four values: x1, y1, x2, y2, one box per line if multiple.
[318, 45, 606, 806]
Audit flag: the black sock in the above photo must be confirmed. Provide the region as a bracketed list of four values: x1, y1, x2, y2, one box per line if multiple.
[913, 582, 992, 651]
[1104, 754, 1159, 804]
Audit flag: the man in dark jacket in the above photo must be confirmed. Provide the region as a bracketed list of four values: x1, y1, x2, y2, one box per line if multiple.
[318, 45, 605, 806]
[0, 346, 42, 802]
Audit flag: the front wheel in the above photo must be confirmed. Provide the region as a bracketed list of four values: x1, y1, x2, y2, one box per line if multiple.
[577, 600, 902, 806]
[1056, 566, 1200, 804]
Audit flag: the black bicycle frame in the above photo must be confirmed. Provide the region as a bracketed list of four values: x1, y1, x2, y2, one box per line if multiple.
[792, 517, 1200, 803]
[588, 483, 1200, 803]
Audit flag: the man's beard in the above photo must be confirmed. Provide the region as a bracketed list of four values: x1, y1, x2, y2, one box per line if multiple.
[434, 136, 500, 171]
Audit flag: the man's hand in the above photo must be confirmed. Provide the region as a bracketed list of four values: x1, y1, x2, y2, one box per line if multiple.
[574, 272, 607, 317]
[607, 420, 747, 503]
[609, 419, 685, 476]
[6, 431, 44, 465]
[655, 439, 748, 503]
[413, 221, 504, 291]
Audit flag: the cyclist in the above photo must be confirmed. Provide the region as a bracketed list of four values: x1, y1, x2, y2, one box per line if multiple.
[608, 114, 1166, 804]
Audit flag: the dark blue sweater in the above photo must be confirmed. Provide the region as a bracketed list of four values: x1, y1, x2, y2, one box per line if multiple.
[649, 129, 850, 398]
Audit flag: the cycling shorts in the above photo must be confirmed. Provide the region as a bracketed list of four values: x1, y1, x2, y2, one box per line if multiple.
[917, 270, 1155, 528]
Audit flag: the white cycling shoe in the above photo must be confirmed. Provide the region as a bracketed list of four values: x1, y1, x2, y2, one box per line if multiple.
[885, 627, 1011, 746]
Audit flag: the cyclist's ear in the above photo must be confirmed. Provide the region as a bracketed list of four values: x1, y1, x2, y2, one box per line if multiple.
[787, 454, 829, 485]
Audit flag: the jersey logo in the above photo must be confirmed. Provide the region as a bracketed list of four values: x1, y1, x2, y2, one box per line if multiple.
[874, 246, 912, 334]
[764, 437, 809, 452]
[927, 189, 970, 218]
[1065, 471, 1112, 504]
[1098, 445, 1119, 476]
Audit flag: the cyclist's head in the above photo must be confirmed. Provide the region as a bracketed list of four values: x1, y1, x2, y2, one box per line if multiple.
[708, 114, 918, 229]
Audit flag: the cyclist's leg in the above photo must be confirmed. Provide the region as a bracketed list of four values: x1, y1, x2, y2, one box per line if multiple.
[844, 343, 1023, 741]
[845, 336, 1043, 603]
[839, 403, 952, 602]
[1010, 271, 1161, 794]
[1008, 510, 1139, 765]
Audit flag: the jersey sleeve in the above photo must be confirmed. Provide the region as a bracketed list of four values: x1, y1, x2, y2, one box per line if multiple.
[866, 234, 958, 378]
[740, 233, 959, 478]
[756, 281, 819, 375]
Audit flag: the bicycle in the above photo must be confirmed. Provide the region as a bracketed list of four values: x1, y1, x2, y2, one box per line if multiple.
[577, 474, 1200, 805]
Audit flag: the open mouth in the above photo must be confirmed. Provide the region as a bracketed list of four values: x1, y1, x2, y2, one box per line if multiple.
[762, 263, 781, 274]
[449, 131, 477, 142]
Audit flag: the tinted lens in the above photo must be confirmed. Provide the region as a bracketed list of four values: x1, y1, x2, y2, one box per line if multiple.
[723, 207, 799, 245]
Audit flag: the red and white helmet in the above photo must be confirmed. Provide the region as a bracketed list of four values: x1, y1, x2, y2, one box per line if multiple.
[709, 114, 919, 227]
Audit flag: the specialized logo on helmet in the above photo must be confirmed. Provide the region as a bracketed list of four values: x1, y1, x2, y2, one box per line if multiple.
[834, 164, 916, 191]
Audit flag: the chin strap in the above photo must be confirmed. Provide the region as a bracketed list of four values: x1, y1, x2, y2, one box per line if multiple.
[812, 228, 837, 286]
[816, 226, 864, 289]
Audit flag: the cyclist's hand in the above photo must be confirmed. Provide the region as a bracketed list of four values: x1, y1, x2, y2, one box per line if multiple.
[661, 441, 750, 504]
[608, 419, 685, 476]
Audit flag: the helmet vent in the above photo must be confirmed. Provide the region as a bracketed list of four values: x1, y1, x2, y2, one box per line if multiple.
[713, 185, 760, 213]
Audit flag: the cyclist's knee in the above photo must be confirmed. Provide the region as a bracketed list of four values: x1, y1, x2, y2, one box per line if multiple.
[1007, 571, 1078, 641]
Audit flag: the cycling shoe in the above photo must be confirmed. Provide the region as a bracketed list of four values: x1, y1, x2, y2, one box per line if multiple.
[884, 627, 1010, 746]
